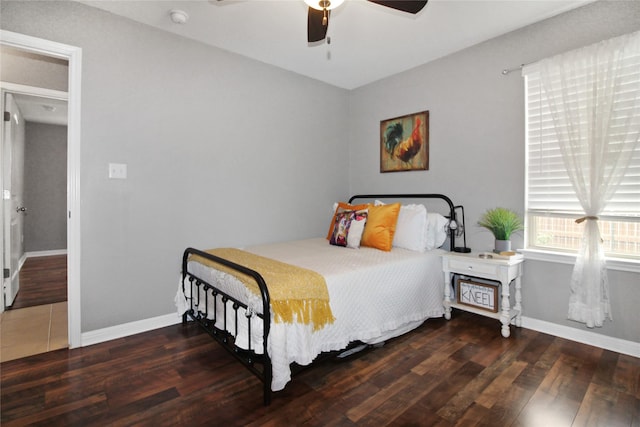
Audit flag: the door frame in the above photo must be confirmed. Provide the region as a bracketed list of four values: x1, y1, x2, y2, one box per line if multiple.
[0, 30, 82, 348]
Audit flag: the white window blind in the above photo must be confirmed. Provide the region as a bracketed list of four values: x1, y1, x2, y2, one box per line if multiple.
[524, 53, 640, 220]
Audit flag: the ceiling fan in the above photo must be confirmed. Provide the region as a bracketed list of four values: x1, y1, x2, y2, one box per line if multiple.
[306, 0, 428, 43]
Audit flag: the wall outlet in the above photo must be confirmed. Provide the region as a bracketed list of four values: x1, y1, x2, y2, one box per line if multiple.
[108, 163, 127, 179]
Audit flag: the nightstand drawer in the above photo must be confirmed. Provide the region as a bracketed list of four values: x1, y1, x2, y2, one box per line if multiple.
[446, 258, 499, 276]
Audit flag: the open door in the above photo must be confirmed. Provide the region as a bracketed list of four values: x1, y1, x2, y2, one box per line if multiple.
[2, 92, 26, 307]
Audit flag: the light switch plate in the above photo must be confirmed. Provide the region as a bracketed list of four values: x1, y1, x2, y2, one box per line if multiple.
[108, 163, 127, 179]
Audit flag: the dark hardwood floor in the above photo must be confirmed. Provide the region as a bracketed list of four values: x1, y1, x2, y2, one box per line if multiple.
[1, 311, 638, 426]
[8, 255, 67, 310]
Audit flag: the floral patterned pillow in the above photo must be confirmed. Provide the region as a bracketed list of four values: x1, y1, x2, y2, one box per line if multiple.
[329, 210, 368, 248]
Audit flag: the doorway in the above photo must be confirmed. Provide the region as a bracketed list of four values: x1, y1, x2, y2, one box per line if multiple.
[0, 86, 69, 361]
[0, 30, 82, 349]
[2, 85, 68, 303]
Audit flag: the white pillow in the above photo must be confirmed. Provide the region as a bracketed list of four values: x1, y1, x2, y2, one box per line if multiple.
[346, 217, 367, 249]
[375, 201, 428, 252]
[425, 212, 449, 250]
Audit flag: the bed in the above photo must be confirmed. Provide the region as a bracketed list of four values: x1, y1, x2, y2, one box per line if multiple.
[176, 194, 457, 405]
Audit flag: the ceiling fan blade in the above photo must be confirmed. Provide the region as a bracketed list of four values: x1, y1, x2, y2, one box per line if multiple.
[308, 7, 329, 43]
[367, 0, 428, 14]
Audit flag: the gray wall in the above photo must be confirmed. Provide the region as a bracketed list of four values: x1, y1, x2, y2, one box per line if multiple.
[1, 1, 350, 331]
[24, 122, 68, 252]
[348, 1, 640, 343]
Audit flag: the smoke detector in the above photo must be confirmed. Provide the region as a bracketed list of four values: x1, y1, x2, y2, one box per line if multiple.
[169, 9, 189, 24]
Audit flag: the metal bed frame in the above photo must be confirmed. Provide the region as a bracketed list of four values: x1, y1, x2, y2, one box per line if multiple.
[181, 194, 456, 405]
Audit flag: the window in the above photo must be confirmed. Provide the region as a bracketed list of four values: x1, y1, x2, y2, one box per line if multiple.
[523, 47, 640, 260]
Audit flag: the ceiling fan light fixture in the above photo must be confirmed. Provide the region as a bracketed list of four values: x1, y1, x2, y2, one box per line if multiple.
[304, 0, 344, 11]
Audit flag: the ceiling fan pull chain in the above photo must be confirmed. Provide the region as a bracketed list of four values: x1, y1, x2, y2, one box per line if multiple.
[322, 8, 327, 26]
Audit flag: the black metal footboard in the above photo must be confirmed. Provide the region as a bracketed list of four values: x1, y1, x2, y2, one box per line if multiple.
[181, 247, 273, 405]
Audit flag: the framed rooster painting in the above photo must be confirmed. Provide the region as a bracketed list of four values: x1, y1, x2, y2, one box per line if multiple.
[380, 111, 429, 173]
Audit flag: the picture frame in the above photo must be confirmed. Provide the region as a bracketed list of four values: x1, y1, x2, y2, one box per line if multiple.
[380, 110, 429, 173]
[457, 279, 499, 313]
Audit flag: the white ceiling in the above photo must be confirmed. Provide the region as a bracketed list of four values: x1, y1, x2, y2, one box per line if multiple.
[12, 94, 68, 126]
[78, 0, 594, 90]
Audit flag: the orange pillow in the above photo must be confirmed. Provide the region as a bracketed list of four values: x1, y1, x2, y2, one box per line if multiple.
[327, 202, 369, 240]
[360, 203, 401, 251]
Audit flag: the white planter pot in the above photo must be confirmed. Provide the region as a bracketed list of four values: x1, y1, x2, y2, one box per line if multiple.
[494, 239, 511, 253]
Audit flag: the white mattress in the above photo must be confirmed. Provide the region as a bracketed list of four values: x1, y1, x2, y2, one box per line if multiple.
[176, 237, 445, 391]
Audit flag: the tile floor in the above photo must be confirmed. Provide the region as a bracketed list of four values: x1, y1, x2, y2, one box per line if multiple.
[0, 302, 68, 362]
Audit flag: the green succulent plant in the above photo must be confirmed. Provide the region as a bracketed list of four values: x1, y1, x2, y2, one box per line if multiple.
[477, 207, 524, 241]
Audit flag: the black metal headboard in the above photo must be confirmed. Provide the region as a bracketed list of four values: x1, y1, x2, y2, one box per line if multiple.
[348, 193, 456, 252]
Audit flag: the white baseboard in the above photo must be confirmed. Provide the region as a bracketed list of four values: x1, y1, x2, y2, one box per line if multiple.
[79, 312, 639, 359]
[521, 316, 640, 358]
[19, 250, 66, 272]
[81, 312, 183, 347]
[26, 249, 68, 258]
[18, 253, 27, 271]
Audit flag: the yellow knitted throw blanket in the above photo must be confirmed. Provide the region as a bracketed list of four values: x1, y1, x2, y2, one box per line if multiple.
[190, 248, 335, 331]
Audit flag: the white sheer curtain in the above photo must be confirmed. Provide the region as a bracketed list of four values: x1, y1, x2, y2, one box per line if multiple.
[537, 30, 640, 328]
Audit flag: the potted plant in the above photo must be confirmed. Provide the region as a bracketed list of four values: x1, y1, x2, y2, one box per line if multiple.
[477, 207, 524, 253]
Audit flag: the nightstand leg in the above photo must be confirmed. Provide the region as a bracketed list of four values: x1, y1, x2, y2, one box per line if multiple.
[443, 271, 452, 320]
[514, 276, 522, 327]
[500, 279, 511, 338]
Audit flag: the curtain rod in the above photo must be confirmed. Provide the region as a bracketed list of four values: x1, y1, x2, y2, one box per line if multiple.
[501, 62, 532, 76]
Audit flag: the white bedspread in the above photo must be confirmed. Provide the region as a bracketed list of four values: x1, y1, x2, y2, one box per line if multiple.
[176, 237, 445, 391]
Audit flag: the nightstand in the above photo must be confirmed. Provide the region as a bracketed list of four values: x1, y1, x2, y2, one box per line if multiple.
[442, 252, 524, 338]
